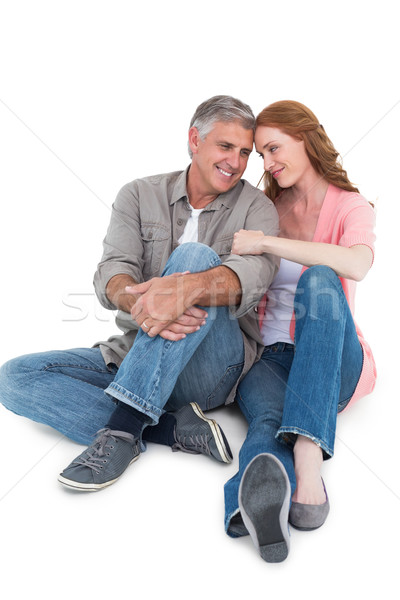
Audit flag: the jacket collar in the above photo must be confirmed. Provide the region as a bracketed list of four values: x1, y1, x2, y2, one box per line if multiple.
[170, 165, 244, 211]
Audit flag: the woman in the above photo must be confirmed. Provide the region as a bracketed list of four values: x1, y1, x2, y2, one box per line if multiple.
[223, 100, 376, 563]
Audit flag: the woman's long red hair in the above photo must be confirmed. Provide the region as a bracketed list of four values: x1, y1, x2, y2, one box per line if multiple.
[256, 100, 359, 202]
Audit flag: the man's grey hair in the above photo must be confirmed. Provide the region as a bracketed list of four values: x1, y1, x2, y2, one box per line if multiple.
[188, 95, 255, 158]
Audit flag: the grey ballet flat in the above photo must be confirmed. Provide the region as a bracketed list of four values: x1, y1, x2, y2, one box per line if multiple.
[289, 480, 330, 531]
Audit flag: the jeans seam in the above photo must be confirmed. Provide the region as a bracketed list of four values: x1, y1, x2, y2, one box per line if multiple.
[43, 363, 112, 375]
[338, 346, 364, 412]
[106, 382, 163, 422]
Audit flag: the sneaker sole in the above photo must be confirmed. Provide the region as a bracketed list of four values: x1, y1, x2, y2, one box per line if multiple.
[239, 453, 290, 563]
[57, 454, 140, 491]
[190, 402, 232, 463]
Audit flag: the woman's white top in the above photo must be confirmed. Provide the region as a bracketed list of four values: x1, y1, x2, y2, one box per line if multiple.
[177, 212, 302, 346]
[178, 205, 204, 245]
[261, 258, 303, 346]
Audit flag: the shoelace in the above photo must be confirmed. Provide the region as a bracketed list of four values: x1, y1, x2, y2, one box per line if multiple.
[172, 431, 211, 456]
[72, 429, 133, 474]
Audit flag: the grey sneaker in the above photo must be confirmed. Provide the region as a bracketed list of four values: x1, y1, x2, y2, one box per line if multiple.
[171, 402, 233, 463]
[58, 428, 140, 491]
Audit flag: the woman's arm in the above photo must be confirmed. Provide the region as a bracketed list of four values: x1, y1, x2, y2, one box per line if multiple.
[231, 230, 373, 282]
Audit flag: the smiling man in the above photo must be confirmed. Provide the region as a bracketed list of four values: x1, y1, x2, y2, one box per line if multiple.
[187, 120, 253, 202]
[0, 95, 279, 492]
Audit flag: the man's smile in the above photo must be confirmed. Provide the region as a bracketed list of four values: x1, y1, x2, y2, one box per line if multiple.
[217, 166, 234, 177]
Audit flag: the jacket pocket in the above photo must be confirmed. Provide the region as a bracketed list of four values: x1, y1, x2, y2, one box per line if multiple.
[141, 223, 171, 278]
[211, 234, 234, 259]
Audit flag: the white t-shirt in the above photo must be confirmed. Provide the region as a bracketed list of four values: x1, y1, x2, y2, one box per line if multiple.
[261, 258, 303, 346]
[178, 205, 204, 244]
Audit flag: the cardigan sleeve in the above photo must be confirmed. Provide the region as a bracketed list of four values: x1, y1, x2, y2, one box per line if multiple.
[337, 198, 376, 261]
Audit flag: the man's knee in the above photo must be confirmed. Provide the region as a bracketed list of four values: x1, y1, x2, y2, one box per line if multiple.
[0, 356, 21, 384]
[0, 356, 26, 407]
[164, 243, 221, 274]
[0, 353, 30, 382]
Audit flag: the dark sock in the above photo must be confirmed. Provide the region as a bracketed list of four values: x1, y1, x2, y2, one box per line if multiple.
[106, 401, 151, 438]
[142, 413, 176, 447]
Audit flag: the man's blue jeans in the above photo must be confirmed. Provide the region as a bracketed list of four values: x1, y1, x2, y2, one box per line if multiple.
[0, 243, 244, 444]
[224, 266, 363, 538]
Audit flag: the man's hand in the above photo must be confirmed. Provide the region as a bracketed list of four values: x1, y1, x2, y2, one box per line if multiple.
[157, 306, 208, 341]
[127, 272, 204, 338]
[126, 265, 241, 339]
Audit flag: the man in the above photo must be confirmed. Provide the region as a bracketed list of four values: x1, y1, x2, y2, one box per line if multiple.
[0, 95, 279, 491]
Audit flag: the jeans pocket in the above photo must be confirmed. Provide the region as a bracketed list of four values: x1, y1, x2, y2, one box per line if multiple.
[206, 362, 244, 410]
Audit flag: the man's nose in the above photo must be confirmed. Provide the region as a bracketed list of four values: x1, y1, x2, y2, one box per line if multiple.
[226, 151, 241, 170]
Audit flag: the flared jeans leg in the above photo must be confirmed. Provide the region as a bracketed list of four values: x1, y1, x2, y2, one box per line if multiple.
[224, 344, 295, 537]
[277, 266, 363, 457]
[224, 266, 363, 537]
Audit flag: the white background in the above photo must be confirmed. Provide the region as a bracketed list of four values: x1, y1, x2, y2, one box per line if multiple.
[0, 1, 399, 597]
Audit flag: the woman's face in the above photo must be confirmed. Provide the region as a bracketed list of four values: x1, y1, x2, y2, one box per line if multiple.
[255, 126, 313, 188]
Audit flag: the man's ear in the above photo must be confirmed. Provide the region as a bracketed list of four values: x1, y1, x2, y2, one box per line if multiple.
[188, 126, 202, 155]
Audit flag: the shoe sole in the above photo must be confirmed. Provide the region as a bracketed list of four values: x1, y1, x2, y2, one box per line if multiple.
[57, 454, 140, 491]
[190, 402, 232, 463]
[239, 453, 290, 563]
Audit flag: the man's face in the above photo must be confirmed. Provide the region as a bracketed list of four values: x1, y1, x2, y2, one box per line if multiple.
[189, 121, 254, 197]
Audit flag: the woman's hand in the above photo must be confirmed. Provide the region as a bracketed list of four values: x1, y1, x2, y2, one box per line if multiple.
[232, 229, 266, 255]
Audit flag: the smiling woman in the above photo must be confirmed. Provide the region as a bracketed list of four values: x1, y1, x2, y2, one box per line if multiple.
[256, 101, 359, 202]
[256, 127, 314, 191]
[226, 99, 376, 563]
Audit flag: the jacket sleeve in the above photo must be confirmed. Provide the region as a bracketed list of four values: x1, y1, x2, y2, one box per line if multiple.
[224, 193, 280, 318]
[93, 182, 144, 310]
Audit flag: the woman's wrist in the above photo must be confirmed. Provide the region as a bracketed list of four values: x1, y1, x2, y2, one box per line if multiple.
[262, 235, 278, 254]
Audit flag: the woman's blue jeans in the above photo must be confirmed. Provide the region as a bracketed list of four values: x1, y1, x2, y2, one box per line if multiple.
[224, 265, 363, 538]
[0, 243, 244, 444]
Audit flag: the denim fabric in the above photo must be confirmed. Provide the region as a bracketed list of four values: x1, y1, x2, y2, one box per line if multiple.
[224, 266, 363, 538]
[0, 347, 118, 445]
[0, 243, 244, 444]
[105, 243, 244, 422]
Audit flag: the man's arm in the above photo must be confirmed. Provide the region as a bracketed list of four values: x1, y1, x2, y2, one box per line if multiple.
[182, 265, 242, 306]
[107, 271, 209, 341]
[106, 273, 140, 313]
[128, 265, 241, 338]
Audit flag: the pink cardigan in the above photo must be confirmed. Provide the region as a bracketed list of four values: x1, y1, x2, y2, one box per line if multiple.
[259, 184, 377, 409]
